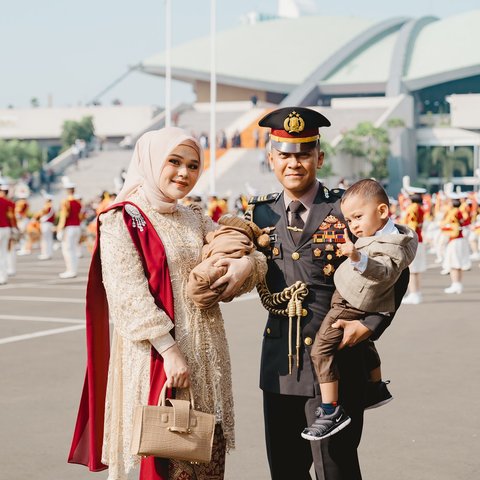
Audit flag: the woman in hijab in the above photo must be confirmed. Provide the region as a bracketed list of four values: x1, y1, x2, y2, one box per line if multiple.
[69, 128, 267, 480]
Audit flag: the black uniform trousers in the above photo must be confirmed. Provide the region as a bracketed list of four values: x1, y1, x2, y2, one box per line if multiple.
[263, 343, 368, 480]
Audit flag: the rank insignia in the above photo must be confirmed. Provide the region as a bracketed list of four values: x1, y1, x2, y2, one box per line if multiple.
[325, 215, 339, 224]
[272, 247, 280, 256]
[323, 264, 335, 276]
[313, 248, 322, 257]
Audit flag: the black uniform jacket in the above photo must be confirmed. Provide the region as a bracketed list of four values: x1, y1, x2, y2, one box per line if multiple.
[248, 183, 409, 397]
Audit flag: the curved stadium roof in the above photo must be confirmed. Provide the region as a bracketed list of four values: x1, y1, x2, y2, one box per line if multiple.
[138, 10, 480, 98]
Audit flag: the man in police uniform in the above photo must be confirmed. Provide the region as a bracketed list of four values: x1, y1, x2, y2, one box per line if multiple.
[246, 107, 409, 479]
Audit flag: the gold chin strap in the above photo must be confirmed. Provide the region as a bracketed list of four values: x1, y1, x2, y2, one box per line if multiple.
[257, 280, 309, 374]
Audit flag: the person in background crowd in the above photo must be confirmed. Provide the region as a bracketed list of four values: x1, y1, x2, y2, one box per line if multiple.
[441, 193, 471, 294]
[36, 193, 56, 260]
[207, 194, 224, 223]
[57, 179, 83, 278]
[0, 180, 17, 285]
[1, 183, 18, 277]
[14, 184, 31, 256]
[400, 185, 427, 305]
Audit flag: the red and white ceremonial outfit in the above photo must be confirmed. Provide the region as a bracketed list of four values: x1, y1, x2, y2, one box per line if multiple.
[0, 196, 15, 284]
[58, 196, 83, 276]
[402, 202, 426, 273]
[441, 207, 471, 272]
[38, 200, 55, 259]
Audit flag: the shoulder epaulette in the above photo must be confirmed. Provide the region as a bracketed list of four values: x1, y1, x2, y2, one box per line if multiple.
[325, 187, 345, 200]
[247, 192, 279, 205]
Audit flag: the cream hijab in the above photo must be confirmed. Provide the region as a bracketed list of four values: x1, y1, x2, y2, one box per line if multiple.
[116, 127, 203, 213]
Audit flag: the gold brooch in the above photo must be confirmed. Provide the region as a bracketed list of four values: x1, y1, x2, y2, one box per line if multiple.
[283, 111, 305, 133]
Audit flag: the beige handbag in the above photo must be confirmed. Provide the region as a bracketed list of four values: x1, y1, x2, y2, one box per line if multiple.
[130, 384, 215, 463]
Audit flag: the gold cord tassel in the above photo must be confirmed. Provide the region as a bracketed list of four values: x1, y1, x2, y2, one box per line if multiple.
[257, 280, 309, 374]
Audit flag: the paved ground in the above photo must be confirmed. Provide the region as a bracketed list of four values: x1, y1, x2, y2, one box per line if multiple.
[0, 246, 479, 480]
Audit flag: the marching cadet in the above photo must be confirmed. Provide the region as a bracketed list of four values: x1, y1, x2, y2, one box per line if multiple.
[36, 193, 56, 260]
[0, 180, 17, 285]
[246, 106, 409, 480]
[14, 183, 31, 256]
[57, 179, 83, 278]
[441, 192, 471, 293]
[0, 182, 18, 277]
[400, 180, 427, 305]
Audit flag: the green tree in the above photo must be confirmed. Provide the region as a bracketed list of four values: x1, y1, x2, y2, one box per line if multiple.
[61, 116, 95, 150]
[338, 122, 390, 180]
[317, 139, 336, 178]
[0, 139, 43, 179]
[30, 97, 40, 108]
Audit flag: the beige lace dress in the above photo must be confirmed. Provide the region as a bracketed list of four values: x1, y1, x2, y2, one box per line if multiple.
[98, 188, 267, 479]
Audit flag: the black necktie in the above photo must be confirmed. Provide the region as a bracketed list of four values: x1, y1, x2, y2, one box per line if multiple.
[288, 201, 305, 244]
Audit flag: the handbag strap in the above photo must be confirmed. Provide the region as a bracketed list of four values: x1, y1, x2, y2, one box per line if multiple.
[167, 399, 192, 433]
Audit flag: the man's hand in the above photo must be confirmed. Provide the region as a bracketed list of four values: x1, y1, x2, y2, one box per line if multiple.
[210, 256, 253, 302]
[339, 228, 360, 262]
[332, 319, 372, 349]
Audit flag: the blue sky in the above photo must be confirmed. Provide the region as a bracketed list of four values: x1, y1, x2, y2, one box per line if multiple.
[2, 0, 479, 109]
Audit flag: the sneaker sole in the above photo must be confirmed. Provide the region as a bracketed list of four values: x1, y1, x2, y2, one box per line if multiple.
[365, 396, 393, 410]
[301, 417, 352, 441]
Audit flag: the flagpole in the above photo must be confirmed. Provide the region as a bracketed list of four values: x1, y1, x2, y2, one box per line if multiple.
[165, 0, 172, 127]
[209, 0, 216, 194]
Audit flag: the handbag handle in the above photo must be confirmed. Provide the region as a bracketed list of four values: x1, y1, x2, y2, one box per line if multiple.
[159, 383, 197, 434]
[159, 382, 196, 410]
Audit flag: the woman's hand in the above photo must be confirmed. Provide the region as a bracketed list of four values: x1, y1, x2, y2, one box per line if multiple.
[210, 256, 253, 302]
[162, 344, 190, 388]
[332, 319, 372, 349]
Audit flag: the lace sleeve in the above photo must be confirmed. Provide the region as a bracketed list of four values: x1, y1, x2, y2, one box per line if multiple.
[188, 203, 217, 239]
[99, 210, 174, 342]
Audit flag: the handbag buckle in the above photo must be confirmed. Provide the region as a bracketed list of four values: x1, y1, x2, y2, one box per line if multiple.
[168, 426, 192, 434]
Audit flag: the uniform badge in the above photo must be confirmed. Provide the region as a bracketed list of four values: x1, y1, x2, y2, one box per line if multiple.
[272, 246, 280, 256]
[318, 221, 330, 230]
[283, 111, 305, 133]
[334, 221, 346, 229]
[323, 264, 335, 276]
[325, 215, 339, 224]
[326, 253, 333, 260]
[335, 248, 343, 257]
[313, 248, 322, 257]
[325, 244, 334, 251]
[125, 204, 146, 232]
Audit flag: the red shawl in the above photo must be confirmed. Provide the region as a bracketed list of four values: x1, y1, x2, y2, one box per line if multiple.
[68, 202, 174, 479]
